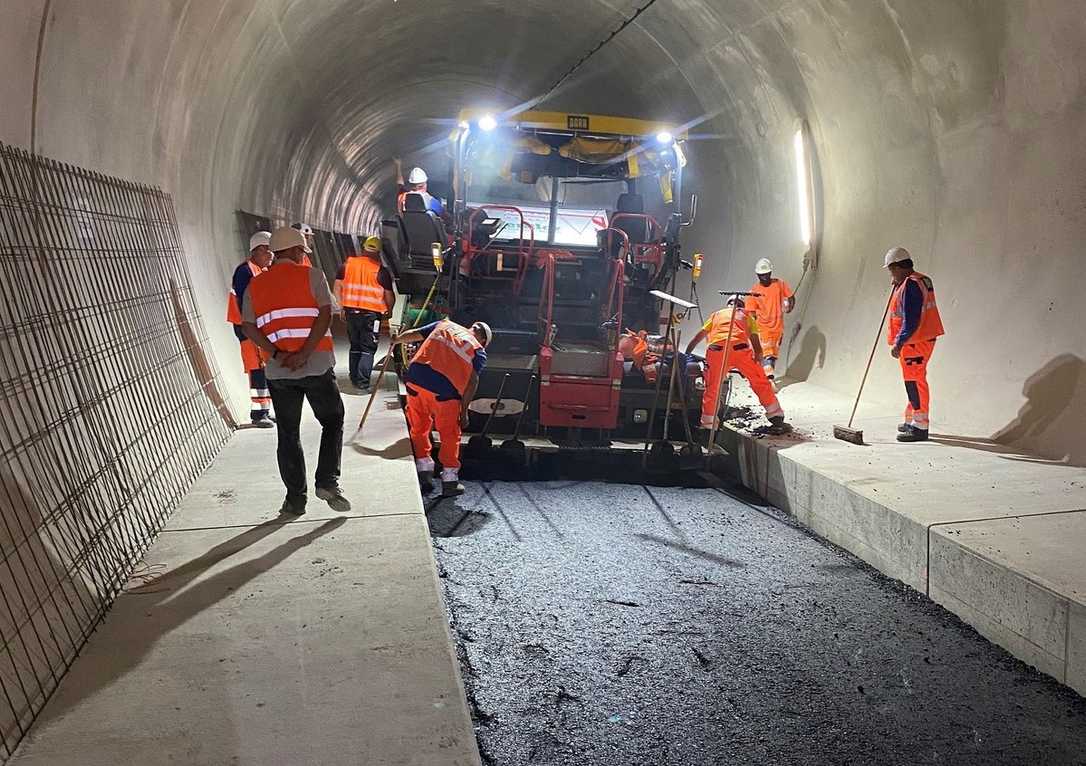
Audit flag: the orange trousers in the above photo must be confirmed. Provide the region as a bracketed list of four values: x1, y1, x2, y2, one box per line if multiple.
[758, 329, 782, 378]
[405, 383, 463, 478]
[899, 340, 935, 430]
[702, 344, 784, 428]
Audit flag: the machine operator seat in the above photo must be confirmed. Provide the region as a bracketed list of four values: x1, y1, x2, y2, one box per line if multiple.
[400, 192, 447, 262]
[612, 192, 651, 245]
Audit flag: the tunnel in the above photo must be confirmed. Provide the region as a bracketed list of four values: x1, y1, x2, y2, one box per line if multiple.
[2, 1, 1085, 763]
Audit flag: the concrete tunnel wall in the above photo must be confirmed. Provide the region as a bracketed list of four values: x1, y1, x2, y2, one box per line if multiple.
[2, 0, 1085, 465]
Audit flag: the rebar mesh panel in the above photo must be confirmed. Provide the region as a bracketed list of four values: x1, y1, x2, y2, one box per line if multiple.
[0, 143, 232, 759]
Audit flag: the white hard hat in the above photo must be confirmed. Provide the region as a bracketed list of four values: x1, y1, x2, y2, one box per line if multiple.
[472, 321, 493, 347]
[249, 231, 272, 251]
[407, 167, 428, 185]
[754, 258, 773, 275]
[270, 226, 311, 254]
[291, 222, 314, 236]
[884, 247, 911, 268]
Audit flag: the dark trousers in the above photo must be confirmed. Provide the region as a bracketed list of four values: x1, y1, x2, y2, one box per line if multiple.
[345, 310, 381, 386]
[267, 369, 345, 503]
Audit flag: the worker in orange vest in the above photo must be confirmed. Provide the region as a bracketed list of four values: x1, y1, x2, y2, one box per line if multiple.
[885, 247, 945, 442]
[334, 236, 395, 390]
[391, 319, 493, 497]
[241, 227, 350, 516]
[227, 231, 275, 427]
[686, 296, 789, 435]
[747, 258, 794, 385]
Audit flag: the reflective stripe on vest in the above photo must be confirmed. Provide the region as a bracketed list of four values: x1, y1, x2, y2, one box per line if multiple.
[226, 260, 263, 324]
[706, 308, 751, 348]
[410, 320, 481, 395]
[341, 256, 387, 311]
[247, 262, 333, 354]
[888, 272, 945, 345]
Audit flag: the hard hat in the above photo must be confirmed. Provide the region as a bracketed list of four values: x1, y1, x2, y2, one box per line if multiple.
[249, 231, 272, 251]
[754, 258, 773, 275]
[270, 226, 311, 254]
[407, 167, 428, 185]
[363, 236, 381, 253]
[472, 321, 493, 347]
[291, 222, 314, 236]
[884, 247, 911, 268]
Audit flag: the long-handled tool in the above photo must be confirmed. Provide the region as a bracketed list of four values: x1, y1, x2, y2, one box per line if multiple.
[351, 349, 396, 440]
[833, 290, 894, 445]
[466, 373, 509, 456]
[500, 374, 536, 462]
[706, 290, 756, 452]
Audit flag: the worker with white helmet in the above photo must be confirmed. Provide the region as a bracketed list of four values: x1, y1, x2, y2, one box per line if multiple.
[884, 247, 945, 442]
[334, 235, 395, 390]
[747, 257, 795, 384]
[391, 319, 493, 497]
[226, 231, 275, 427]
[394, 158, 444, 215]
[291, 222, 316, 267]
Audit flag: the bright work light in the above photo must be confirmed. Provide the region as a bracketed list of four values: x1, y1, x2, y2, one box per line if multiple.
[794, 124, 813, 249]
[655, 131, 674, 145]
[478, 114, 498, 132]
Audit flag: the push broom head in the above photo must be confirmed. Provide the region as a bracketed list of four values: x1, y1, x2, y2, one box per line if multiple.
[833, 425, 865, 445]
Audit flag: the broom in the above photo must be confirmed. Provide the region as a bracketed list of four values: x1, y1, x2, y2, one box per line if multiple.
[833, 290, 893, 445]
[350, 337, 397, 442]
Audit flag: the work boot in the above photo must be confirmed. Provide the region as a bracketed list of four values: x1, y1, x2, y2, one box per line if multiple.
[441, 480, 465, 498]
[765, 415, 792, 435]
[897, 422, 911, 433]
[418, 470, 434, 494]
[897, 426, 929, 443]
[279, 497, 306, 517]
[315, 484, 352, 512]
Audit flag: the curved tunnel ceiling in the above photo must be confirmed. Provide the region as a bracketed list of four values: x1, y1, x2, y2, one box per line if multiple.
[4, 0, 1085, 462]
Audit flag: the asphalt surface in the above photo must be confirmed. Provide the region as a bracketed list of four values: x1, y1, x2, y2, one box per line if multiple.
[430, 480, 1086, 766]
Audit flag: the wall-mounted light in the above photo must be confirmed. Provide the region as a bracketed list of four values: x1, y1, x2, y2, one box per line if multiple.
[478, 114, 498, 132]
[655, 131, 674, 146]
[794, 121, 814, 253]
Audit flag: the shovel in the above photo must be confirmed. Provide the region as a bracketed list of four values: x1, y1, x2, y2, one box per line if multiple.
[466, 373, 509, 457]
[500, 374, 536, 462]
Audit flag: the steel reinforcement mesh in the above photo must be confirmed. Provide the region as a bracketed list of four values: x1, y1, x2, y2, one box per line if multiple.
[0, 143, 233, 758]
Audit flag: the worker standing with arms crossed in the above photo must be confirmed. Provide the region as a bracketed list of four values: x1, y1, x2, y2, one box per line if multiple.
[241, 227, 351, 516]
[884, 247, 945, 442]
[227, 231, 275, 427]
[747, 258, 794, 386]
[334, 236, 395, 391]
[686, 296, 790, 435]
[391, 320, 493, 498]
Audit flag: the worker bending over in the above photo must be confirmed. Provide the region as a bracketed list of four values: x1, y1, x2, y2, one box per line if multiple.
[241, 227, 351, 516]
[686, 297, 789, 435]
[392, 320, 493, 498]
[747, 258, 794, 384]
[335, 236, 395, 390]
[885, 247, 945, 442]
[227, 231, 275, 427]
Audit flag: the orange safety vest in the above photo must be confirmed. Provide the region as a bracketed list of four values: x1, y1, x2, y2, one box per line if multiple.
[226, 260, 264, 324]
[748, 279, 792, 337]
[410, 320, 482, 396]
[888, 271, 945, 345]
[247, 262, 334, 354]
[341, 255, 387, 312]
[705, 307, 754, 348]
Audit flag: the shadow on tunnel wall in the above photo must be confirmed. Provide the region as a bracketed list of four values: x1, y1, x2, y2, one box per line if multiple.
[780, 325, 827, 388]
[169, 277, 236, 430]
[932, 354, 1085, 466]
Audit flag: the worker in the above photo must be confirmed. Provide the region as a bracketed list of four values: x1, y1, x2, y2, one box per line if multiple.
[747, 258, 794, 384]
[241, 226, 351, 516]
[334, 235, 395, 390]
[391, 319, 493, 498]
[885, 247, 945, 442]
[227, 231, 276, 427]
[394, 158, 444, 215]
[686, 296, 789, 435]
[291, 222, 316, 266]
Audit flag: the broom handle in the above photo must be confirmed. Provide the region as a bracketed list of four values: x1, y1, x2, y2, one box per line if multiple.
[356, 349, 395, 431]
[847, 290, 894, 429]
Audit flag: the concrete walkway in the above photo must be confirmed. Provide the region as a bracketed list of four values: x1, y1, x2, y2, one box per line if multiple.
[10, 356, 481, 765]
[720, 379, 1086, 698]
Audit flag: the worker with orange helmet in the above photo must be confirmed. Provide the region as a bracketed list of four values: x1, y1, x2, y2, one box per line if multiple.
[391, 319, 493, 497]
[227, 231, 275, 427]
[747, 258, 794, 385]
[334, 235, 395, 390]
[885, 247, 945, 442]
[241, 227, 351, 516]
[686, 296, 789, 435]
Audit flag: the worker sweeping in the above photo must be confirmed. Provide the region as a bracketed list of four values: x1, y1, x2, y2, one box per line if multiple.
[227, 231, 275, 427]
[747, 258, 794, 385]
[334, 236, 395, 391]
[686, 296, 789, 435]
[391, 319, 492, 498]
[885, 247, 945, 442]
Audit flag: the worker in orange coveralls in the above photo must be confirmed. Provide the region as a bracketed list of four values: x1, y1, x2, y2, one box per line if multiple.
[747, 257, 794, 385]
[686, 296, 789, 435]
[391, 320, 493, 498]
[227, 231, 275, 427]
